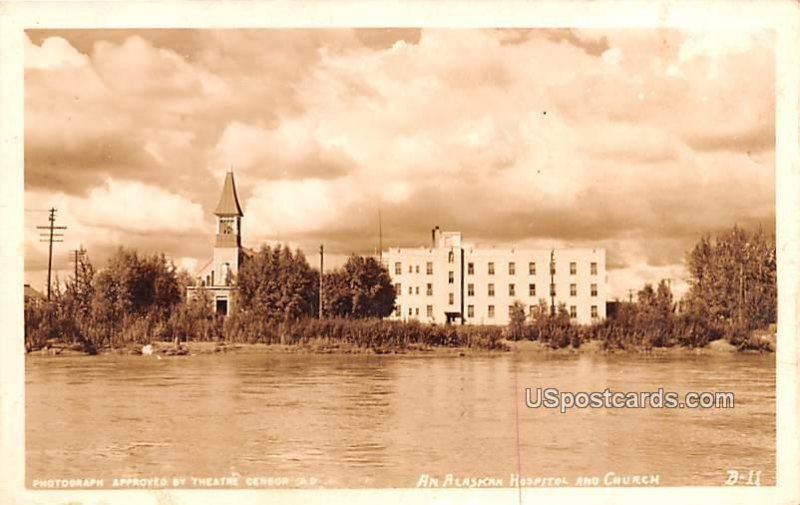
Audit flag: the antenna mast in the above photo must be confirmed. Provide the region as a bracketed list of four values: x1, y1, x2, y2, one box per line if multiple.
[378, 203, 383, 261]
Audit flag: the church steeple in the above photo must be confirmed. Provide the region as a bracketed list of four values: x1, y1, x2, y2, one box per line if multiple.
[214, 171, 243, 217]
[214, 172, 243, 248]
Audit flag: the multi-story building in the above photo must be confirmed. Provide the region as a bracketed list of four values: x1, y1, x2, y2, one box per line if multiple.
[382, 227, 606, 325]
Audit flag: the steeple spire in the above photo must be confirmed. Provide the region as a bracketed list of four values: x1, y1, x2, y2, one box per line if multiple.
[214, 171, 243, 217]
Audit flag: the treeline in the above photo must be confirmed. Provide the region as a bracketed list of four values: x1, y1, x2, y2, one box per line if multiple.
[507, 226, 776, 351]
[24, 244, 504, 352]
[25, 248, 198, 353]
[25, 225, 776, 354]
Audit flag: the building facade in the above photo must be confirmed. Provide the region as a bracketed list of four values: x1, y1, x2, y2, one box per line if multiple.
[187, 172, 251, 316]
[382, 227, 606, 325]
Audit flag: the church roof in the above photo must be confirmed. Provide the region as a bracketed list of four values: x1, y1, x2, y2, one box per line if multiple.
[214, 172, 243, 217]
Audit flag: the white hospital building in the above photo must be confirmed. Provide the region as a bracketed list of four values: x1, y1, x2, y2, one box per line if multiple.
[382, 227, 606, 325]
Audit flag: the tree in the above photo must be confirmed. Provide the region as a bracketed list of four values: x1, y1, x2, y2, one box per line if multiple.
[343, 255, 396, 318]
[528, 299, 576, 348]
[90, 247, 182, 346]
[322, 269, 353, 317]
[234, 244, 318, 323]
[322, 255, 396, 319]
[507, 300, 527, 341]
[634, 280, 675, 347]
[168, 286, 222, 342]
[685, 225, 776, 330]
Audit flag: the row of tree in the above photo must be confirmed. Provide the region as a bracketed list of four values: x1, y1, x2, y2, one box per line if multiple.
[506, 225, 776, 351]
[24, 224, 777, 353]
[24, 244, 399, 351]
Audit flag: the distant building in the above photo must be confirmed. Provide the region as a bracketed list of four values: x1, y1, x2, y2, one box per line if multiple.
[187, 172, 252, 316]
[382, 227, 607, 325]
[24, 284, 45, 304]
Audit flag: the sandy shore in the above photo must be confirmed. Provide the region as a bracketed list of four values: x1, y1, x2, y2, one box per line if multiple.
[27, 335, 769, 358]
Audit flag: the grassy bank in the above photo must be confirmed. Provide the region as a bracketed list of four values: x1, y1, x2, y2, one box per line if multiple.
[27, 328, 776, 358]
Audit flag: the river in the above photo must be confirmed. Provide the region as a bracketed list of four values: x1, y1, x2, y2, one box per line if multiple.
[26, 351, 775, 488]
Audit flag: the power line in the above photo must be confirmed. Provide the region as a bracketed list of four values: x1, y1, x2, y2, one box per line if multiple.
[36, 207, 66, 300]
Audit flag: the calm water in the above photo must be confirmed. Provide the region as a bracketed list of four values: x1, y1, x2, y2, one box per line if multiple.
[26, 352, 775, 488]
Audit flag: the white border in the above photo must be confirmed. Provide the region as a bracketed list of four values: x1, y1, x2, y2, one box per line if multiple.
[1, 1, 798, 504]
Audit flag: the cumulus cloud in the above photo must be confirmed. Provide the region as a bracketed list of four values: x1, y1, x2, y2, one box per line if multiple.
[23, 28, 775, 299]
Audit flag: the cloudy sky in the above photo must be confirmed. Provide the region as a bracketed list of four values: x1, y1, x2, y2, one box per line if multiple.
[23, 28, 775, 299]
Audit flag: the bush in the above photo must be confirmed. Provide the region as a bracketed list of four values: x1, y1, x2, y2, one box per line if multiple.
[220, 316, 505, 350]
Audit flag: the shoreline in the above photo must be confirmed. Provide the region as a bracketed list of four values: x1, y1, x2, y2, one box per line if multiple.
[26, 336, 774, 358]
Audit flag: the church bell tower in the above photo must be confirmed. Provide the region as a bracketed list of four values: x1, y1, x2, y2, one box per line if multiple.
[212, 171, 243, 287]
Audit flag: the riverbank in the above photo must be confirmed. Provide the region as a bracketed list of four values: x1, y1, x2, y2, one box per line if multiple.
[27, 332, 775, 358]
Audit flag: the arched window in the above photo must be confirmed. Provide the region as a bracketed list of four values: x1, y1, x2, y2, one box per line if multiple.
[448, 251, 454, 263]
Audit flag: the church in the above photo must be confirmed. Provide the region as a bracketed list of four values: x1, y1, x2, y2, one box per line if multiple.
[187, 172, 253, 315]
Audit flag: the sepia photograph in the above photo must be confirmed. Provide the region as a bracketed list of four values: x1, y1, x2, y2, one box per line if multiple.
[2, 2, 799, 504]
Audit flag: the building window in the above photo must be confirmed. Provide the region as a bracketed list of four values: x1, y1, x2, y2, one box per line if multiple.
[415, 286, 419, 295]
[409, 265, 413, 274]
[415, 265, 420, 274]
[570, 283, 577, 297]
[509, 262, 516, 275]
[509, 283, 516, 296]
[468, 262, 474, 275]
[529, 305, 536, 316]
[529, 262, 536, 275]
[415, 307, 420, 316]
[467, 283, 474, 296]
[569, 305, 577, 318]
[448, 271, 454, 284]
[395, 283, 401, 294]
[395, 305, 401, 317]
[408, 307, 412, 316]
[395, 262, 401, 275]
[448, 293, 454, 305]
[550, 283, 556, 296]
[591, 262, 598, 275]
[427, 305, 433, 317]
[488, 305, 495, 318]
[529, 283, 536, 296]
[591, 283, 598, 297]
[570, 262, 577, 275]
[426, 262, 433, 275]
[467, 305, 475, 318]
[591, 305, 598, 318]
[408, 286, 413, 295]
[488, 283, 495, 297]
[448, 251, 455, 263]
[488, 262, 495, 275]
[427, 283, 433, 296]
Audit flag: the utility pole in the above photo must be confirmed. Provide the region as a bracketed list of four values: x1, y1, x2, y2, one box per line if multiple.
[739, 241, 750, 328]
[69, 246, 86, 282]
[37, 207, 66, 300]
[549, 249, 555, 316]
[319, 244, 324, 319]
[628, 289, 634, 303]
